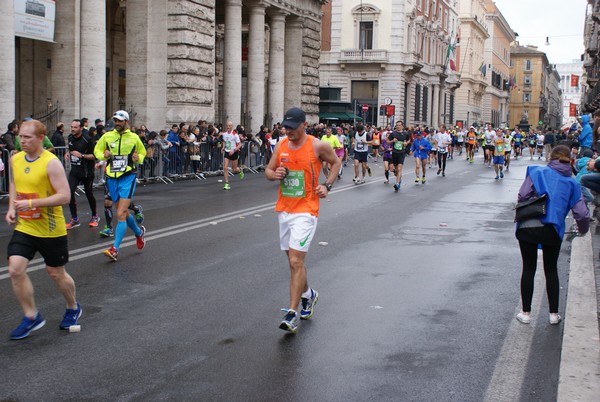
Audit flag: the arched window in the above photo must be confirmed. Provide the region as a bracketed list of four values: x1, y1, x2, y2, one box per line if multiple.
[351, 4, 381, 50]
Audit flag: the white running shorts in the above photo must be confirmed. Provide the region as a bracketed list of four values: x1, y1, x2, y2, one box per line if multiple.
[278, 212, 318, 252]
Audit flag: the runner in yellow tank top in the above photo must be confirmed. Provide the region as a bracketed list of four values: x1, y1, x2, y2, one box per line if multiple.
[6, 120, 81, 340]
[266, 107, 341, 333]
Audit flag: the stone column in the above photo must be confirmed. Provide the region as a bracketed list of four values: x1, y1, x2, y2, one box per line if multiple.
[432, 84, 440, 128]
[223, 0, 242, 125]
[127, 0, 168, 129]
[405, 78, 415, 125]
[0, 1, 15, 126]
[247, 1, 266, 134]
[284, 18, 303, 111]
[51, 1, 81, 121]
[267, 10, 286, 124]
[166, 1, 215, 125]
[80, 1, 106, 122]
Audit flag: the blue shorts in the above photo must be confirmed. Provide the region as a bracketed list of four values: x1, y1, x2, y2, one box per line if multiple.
[106, 174, 137, 203]
[493, 156, 505, 165]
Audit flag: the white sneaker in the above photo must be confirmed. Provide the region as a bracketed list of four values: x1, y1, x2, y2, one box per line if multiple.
[353, 177, 360, 184]
[516, 311, 531, 324]
[549, 313, 562, 325]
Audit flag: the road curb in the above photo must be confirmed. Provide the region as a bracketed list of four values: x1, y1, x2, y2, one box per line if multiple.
[557, 231, 600, 401]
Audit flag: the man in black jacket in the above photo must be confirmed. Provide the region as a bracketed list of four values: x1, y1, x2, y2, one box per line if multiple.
[65, 119, 99, 229]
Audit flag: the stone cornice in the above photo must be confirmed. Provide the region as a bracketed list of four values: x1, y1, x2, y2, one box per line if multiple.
[263, 0, 324, 21]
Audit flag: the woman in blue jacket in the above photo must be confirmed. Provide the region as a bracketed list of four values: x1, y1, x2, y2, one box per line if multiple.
[410, 131, 432, 184]
[515, 145, 590, 325]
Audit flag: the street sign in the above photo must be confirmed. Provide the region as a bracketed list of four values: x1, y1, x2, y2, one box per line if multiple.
[362, 104, 369, 112]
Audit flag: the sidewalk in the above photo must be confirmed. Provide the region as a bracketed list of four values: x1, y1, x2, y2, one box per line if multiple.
[557, 227, 600, 401]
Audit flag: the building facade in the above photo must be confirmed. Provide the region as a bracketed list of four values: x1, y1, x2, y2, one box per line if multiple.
[546, 66, 562, 130]
[508, 44, 561, 130]
[581, 0, 600, 114]
[0, 0, 326, 134]
[454, 0, 489, 128]
[482, 0, 514, 128]
[556, 60, 584, 126]
[319, 0, 459, 129]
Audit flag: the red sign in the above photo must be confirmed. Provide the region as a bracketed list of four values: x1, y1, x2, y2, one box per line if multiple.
[362, 104, 369, 112]
[571, 75, 579, 87]
[385, 105, 395, 117]
[569, 103, 577, 117]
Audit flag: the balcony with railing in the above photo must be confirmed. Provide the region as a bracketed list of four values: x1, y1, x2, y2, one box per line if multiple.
[339, 49, 389, 63]
[586, 64, 600, 85]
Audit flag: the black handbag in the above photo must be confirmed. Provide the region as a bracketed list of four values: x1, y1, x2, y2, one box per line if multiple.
[514, 193, 547, 222]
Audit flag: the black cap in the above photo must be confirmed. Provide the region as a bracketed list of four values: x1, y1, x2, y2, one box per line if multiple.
[281, 107, 306, 129]
[95, 118, 102, 125]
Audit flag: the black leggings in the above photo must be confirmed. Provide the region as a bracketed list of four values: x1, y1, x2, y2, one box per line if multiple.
[518, 239, 561, 313]
[68, 175, 97, 218]
[437, 152, 447, 172]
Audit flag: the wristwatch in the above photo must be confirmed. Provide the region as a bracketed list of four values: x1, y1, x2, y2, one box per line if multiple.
[323, 182, 333, 191]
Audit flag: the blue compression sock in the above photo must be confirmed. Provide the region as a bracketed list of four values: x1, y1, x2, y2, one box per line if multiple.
[126, 213, 142, 236]
[114, 220, 127, 250]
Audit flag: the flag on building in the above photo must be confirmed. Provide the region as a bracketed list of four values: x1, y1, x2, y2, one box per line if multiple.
[479, 62, 487, 77]
[569, 103, 577, 117]
[446, 31, 457, 71]
[571, 74, 579, 87]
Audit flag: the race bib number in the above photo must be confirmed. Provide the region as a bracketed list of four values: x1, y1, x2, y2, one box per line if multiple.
[110, 155, 128, 172]
[394, 141, 404, 151]
[70, 154, 81, 166]
[281, 170, 305, 198]
[496, 144, 504, 154]
[373, 139, 380, 146]
[357, 142, 365, 150]
[16, 192, 41, 220]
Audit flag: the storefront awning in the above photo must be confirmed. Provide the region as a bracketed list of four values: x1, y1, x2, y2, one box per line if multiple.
[318, 112, 363, 121]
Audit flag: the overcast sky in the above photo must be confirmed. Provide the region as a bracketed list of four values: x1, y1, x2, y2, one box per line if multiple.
[492, 0, 588, 64]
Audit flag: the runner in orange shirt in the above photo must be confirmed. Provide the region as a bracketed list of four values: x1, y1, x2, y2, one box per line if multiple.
[466, 126, 477, 163]
[265, 107, 340, 333]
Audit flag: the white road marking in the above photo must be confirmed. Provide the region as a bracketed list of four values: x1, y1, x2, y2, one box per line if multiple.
[484, 251, 544, 401]
[0, 182, 364, 280]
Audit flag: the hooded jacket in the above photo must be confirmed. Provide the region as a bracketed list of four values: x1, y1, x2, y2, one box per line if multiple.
[579, 115, 592, 148]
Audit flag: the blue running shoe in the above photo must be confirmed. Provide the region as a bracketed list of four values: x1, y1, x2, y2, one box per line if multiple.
[10, 312, 46, 340]
[300, 289, 319, 319]
[59, 302, 82, 330]
[99, 225, 114, 237]
[134, 205, 144, 224]
[279, 309, 299, 333]
[500, 172, 504, 179]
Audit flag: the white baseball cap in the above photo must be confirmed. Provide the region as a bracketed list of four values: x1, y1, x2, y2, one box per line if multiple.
[112, 110, 129, 121]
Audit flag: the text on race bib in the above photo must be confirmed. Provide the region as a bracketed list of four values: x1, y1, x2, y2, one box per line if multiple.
[281, 170, 305, 198]
[110, 155, 128, 172]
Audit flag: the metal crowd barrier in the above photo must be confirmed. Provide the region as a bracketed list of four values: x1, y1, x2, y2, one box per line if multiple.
[0, 140, 272, 200]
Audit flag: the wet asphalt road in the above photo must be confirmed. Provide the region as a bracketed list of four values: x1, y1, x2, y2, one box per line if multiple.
[0, 151, 567, 401]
